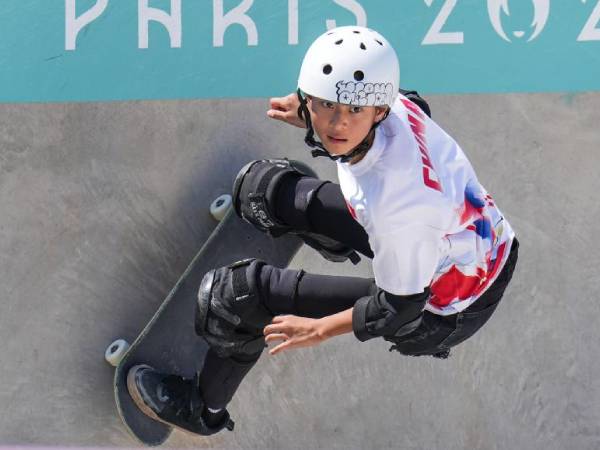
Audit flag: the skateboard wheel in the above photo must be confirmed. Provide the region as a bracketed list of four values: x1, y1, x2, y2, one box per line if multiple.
[210, 194, 232, 221]
[105, 339, 130, 367]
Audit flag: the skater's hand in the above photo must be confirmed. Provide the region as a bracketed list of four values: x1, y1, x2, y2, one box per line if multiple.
[267, 93, 307, 129]
[263, 315, 327, 355]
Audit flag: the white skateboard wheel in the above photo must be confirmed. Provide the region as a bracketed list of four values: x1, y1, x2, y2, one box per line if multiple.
[210, 194, 232, 221]
[105, 339, 130, 367]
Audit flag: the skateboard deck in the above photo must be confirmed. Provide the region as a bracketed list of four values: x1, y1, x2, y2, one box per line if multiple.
[112, 210, 303, 446]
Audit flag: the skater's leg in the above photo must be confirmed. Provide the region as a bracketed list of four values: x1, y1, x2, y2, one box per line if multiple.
[275, 177, 373, 258]
[233, 159, 372, 262]
[198, 348, 261, 419]
[258, 264, 375, 317]
[196, 262, 375, 414]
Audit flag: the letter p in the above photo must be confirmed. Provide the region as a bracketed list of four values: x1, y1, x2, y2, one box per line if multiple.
[65, 0, 109, 50]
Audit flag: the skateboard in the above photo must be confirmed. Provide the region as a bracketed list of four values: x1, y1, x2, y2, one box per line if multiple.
[105, 162, 310, 446]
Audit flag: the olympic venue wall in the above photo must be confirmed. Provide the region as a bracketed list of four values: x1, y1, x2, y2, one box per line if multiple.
[1, 1, 599, 449]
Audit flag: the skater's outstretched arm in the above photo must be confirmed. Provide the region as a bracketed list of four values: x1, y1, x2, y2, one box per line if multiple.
[263, 286, 430, 355]
[263, 307, 353, 356]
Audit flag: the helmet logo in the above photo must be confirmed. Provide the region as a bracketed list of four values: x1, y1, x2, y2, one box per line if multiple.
[336, 81, 394, 106]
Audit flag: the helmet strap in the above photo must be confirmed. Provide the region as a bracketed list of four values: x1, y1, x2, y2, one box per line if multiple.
[296, 89, 390, 164]
[297, 89, 331, 159]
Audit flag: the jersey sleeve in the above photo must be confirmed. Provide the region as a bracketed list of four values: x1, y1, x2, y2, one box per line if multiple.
[370, 224, 442, 296]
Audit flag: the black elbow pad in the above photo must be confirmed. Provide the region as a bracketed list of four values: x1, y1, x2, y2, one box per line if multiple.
[352, 288, 429, 342]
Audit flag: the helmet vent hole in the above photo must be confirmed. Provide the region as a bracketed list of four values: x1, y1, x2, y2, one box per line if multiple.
[354, 71, 364, 81]
[375, 39, 383, 46]
[353, 30, 361, 34]
[360, 43, 367, 50]
[323, 64, 333, 75]
[335, 39, 343, 45]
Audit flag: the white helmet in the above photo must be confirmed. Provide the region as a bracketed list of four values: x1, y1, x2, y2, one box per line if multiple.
[298, 26, 400, 108]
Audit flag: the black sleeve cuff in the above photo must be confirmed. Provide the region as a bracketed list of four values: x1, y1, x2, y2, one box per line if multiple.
[352, 296, 377, 342]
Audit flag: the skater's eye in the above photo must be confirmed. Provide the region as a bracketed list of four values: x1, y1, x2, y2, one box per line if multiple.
[321, 100, 335, 109]
[350, 106, 363, 113]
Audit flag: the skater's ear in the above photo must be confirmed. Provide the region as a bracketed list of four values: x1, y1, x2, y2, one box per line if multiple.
[374, 106, 388, 123]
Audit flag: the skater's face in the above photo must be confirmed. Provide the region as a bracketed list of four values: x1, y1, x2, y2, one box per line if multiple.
[307, 97, 387, 159]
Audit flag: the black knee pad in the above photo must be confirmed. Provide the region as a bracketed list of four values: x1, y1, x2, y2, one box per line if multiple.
[232, 158, 319, 236]
[195, 259, 272, 357]
[232, 159, 361, 264]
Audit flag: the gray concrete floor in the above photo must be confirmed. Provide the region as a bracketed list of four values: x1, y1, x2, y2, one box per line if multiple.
[1, 93, 599, 449]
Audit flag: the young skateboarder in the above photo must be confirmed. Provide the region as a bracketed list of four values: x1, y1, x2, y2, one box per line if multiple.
[128, 26, 518, 436]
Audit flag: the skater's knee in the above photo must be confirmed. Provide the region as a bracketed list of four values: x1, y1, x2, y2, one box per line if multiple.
[232, 159, 323, 235]
[197, 258, 272, 332]
[195, 258, 273, 358]
[232, 159, 361, 263]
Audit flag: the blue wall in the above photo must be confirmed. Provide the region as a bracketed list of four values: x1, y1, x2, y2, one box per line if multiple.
[1, 0, 599, 102]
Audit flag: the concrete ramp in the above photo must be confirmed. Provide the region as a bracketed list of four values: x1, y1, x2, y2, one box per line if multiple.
[1, 94, 599, 449]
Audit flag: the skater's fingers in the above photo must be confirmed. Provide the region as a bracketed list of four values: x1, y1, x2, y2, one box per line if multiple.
[263, 324, 278, 335]
[265, 333, 290, 344]
[269, 96, 288, 110]
[270, 315, 292, 323]
[264, 316, 292, 334]
[268, 98, 295, 116]
[270, 93, 297, 109]
[266, 109, 289, 121]
[267, 109, 305, 129]
[269, 340, 292, 356]
[268, 93, 305, 128]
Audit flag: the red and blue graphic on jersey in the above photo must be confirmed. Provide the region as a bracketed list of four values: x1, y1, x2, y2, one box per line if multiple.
[460, 182, 496, 242]
[428, 182, 502, 309]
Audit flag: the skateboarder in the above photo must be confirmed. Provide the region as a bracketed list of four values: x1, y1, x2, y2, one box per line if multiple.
[128, 26, 518, 436]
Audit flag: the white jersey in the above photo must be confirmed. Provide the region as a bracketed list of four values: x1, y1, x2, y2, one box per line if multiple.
[336, 94, 515, 316]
